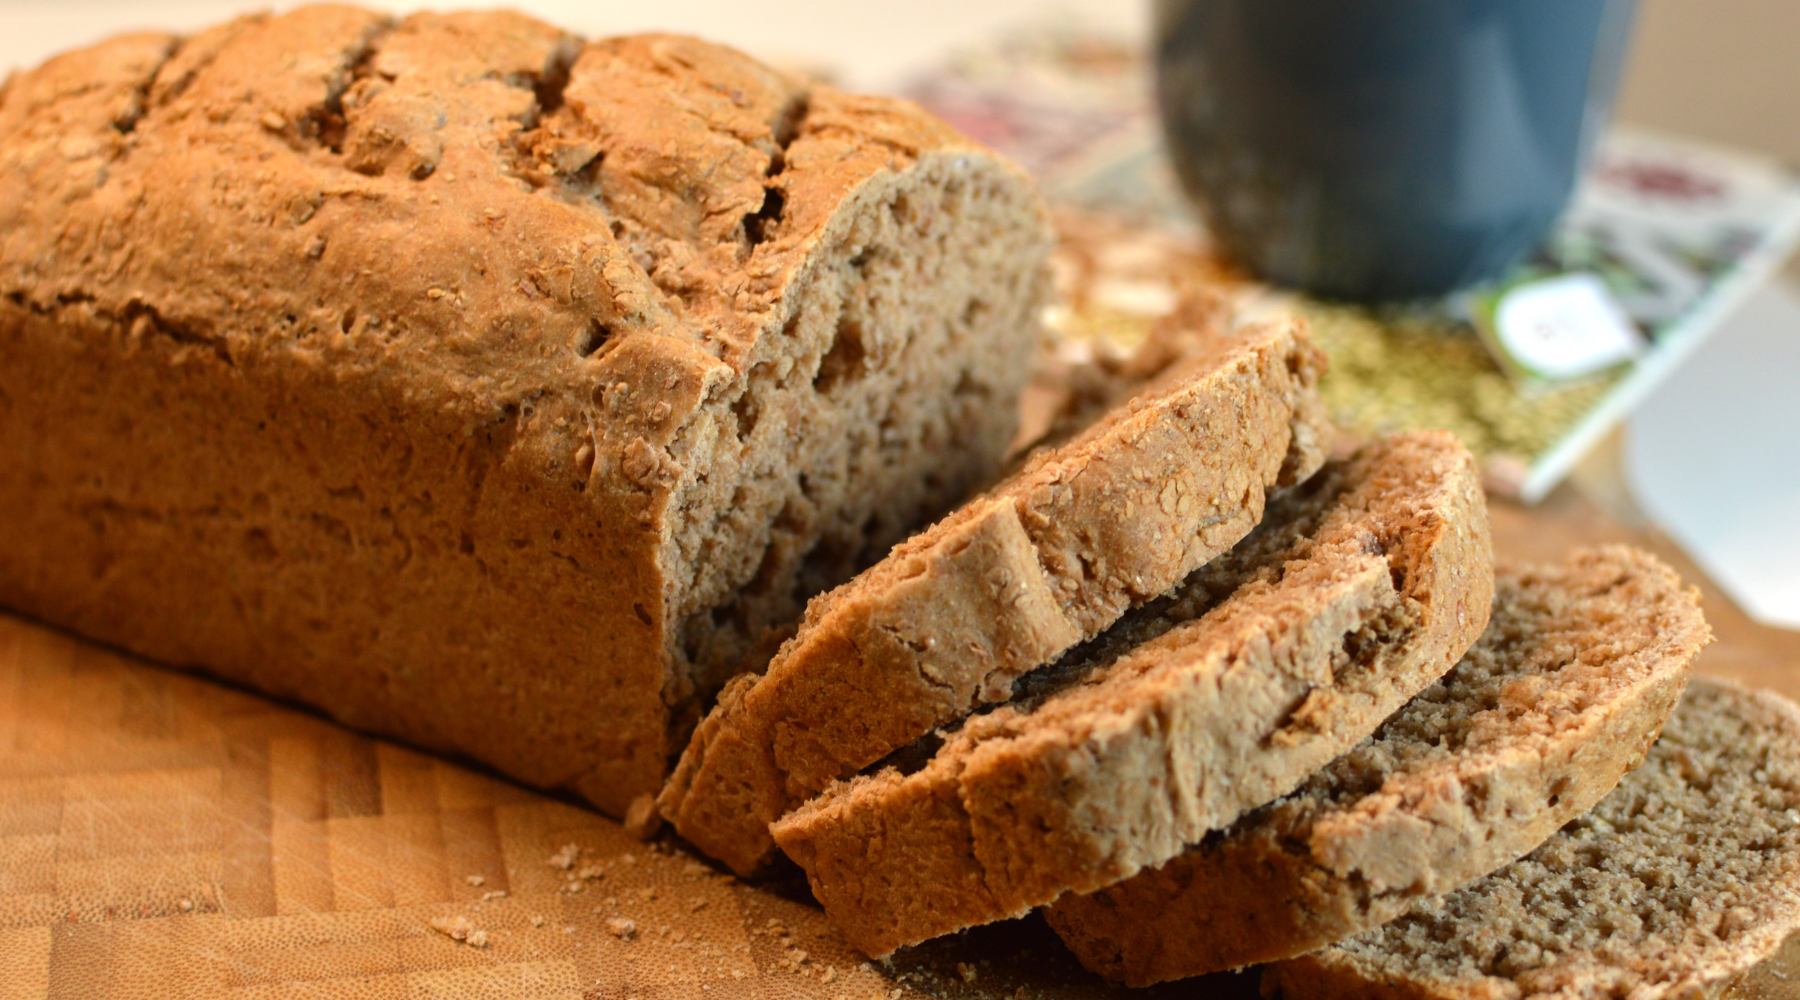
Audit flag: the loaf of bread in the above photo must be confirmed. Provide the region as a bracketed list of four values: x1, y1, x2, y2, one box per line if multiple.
[1046, 547, 1709, 984]
[662, 311, 1330, 875]
[0, 6, 1052, 815]
[1263, 677, 1800, 1000]
[772, 432, 1493, 956]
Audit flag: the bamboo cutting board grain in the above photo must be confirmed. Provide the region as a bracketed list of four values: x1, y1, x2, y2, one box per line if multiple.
[0, 613, 1233, 1000]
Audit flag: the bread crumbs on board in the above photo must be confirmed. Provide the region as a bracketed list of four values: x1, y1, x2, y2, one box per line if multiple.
[428, 915, 489, 948]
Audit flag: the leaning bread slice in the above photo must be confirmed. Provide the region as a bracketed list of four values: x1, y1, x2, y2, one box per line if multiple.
[770, 431, 1492, 956]
[1011, 290, 1240, 459]
[1263, 676, 1800, 1000]
[660, 312, 1331, 875]
[1046, 546, 1710, 985]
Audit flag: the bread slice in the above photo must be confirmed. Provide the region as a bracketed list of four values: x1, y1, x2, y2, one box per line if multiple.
[770, 431, 1492, 956]
[1046, 546, 1710, 985]
[1264, 676, 1800, 1000]
[660, 313, 1331, 875]
[1012, 290, 1240, 459]
[0, 8, 1054, 817]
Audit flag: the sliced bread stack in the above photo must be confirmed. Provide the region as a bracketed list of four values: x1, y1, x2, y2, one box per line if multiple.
[656, 298, 1796, 998]
[770, 430, 1492, 955]
[1045, 546, 1708, 984]
[659, 306, 1331, 875]
[1260, 675, 1800, 1000]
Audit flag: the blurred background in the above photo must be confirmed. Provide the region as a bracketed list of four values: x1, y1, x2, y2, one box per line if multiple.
[1613, 0, 1800, 171]
[0, 0, 1796, 168]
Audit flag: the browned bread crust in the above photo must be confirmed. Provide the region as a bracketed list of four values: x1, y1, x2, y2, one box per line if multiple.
[1048, 547, 1709, 985]
[771, 432, 1491, 956]
[659, 314, 1331, 875]
[0, 7, 1052, 815]
[1264, 676, 1800, 1000]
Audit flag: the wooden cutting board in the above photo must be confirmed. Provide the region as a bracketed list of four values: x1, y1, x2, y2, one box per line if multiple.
[4, 482, 1800, 1000]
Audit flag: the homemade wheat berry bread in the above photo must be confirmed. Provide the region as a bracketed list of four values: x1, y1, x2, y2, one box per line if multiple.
[1264, 677, 1800, 1000]
[660, 314, 1330, 874]
[1047, 547, 1710, 985]
[771, 431, 1492, 956]
[0, 6, 1054, 816]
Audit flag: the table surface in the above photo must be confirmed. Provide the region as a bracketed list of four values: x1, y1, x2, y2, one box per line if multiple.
[4, 477, 1800, 1000]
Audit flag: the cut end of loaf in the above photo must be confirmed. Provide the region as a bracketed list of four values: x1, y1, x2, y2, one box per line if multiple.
[658, 147, 1055, 716]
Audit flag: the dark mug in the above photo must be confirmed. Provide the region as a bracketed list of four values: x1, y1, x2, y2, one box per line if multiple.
[1156, 0, 1637, 301]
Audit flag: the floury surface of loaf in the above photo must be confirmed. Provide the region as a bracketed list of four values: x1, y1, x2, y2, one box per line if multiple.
[0, 7, 1053, 816]
[770, 432, 1492, 956]
[1046, 547, 1709, 985]
[660, 313, 1331, 875]
[1264, 678, 1800, 1000]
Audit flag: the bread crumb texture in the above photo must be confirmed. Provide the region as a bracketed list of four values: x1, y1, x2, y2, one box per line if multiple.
[1266, 677, 1800, 1000]
[1047, 546, 1709, 984]
[661, 310, 1331, 875]
[0, 6, 1053, 817]
[772, 431, 1492, 956]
